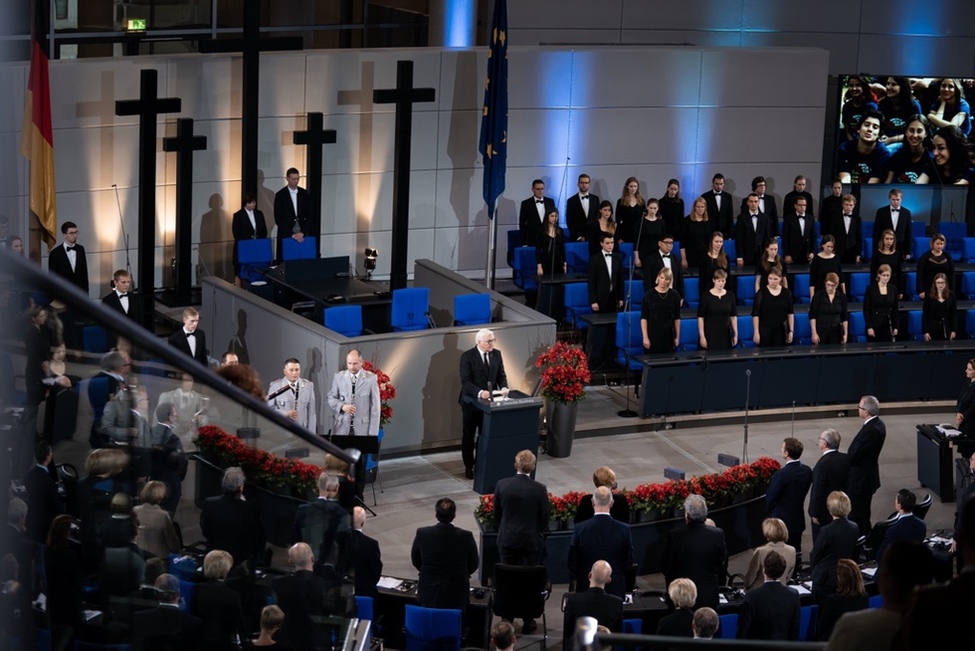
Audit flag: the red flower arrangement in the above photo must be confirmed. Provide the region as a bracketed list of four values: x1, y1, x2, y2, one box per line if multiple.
[535, 341, 591, 404]
[474, 494, 495, 525]
[362, 360, 396, 428]
[194, 425, 323, 498]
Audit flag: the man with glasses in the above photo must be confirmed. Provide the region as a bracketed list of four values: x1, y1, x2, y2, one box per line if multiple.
[458, 329, 509, 480]
[642, 233, 684, 301]
[848, 395, 887, 533]
[808, 428, 849, 543]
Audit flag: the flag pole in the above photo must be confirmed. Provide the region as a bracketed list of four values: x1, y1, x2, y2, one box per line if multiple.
[478, 0, 507, 290]
[485, 200, 497, 289]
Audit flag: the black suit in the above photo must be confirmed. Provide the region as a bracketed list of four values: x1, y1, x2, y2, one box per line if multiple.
[736, 581, 801, 641]
[410, 521, 479, 610]
[781, 213, 816, 263]
[742, 195, 780, 235]
[495, 473, 549, 565]
[102, 290, 141, 324]
[48, 242, 89, 294]
[568, 513, 633, 599]
[873, 206, 912, 257]
[231, 208, 268, 274]
[167, 328, 208, 365]
[847, 417, 887, 531]
[783, 190, 815, 218]
[274, 185, 313, 259]
[271, 570, 331, 650]
[808, 450, 850, 542]
[193, 580, 246, 651]
[22, 463, 63, 543]
[703, 190, 734, 236]
[563, 588, 623, 644]
[519, 196, 556, 248]
[587, 251, 624, 312]
[876, 514, 926, 563]
[656, 608, 693, 638]
[734, 211, 772, 266]
[200, 493, 266, 568]
[809, 517, 859, 604]
[132, 604, 204, 651]
[661, 521, 727, 610]
[352, 529, 382, 599]
[835, 214, 863, 264]
[565, 193, 600, 242]
[291, 498, 352, 578]
[642, 251, 684, 299]
[765, 460, 813, 552]
[458, 346, 508, 472]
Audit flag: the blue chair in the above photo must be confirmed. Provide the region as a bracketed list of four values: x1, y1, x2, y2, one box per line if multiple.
[391, 288, 430, 332]
[453, 294, 491, 326]
[615, 312, 644, 371]
[736, 275, 756, 306]
[624, 279, 643, 310]
[862, 221, 874, 241]
[724, 239, 737, 265]
[564, 283, 593, 330]
[964, 238, 975, 263]
[913, 236, 929, 260]
[793, 312, 812, 345]
[908, 310, 923, 340]
[364, 428, 385, 505]
[912, 221, 927, 237]
[849, 272, 871, 302]
[849, 311, 867, 342]
[281, 235, 317, 261]
[737, 314, 756, 348]
[618, 242, 634, 269]
[237, 238, 273, 282]
[404, 605, 462, 651]
[81, 325, 109, 354]
[506, 230, 520, 266]
[324, 305, 364, 337]
[512, 247, 538, 292]
[718, 613, 738, 639]
[967, 309, 975, 338]
[683, 276, 700, 309]
[869, 594, 884, 609]
[678, 317, 698, 351]
[355, 595, 374, 621]
[793, 273, 811, 304]
[36, 628, 52, 651]
[622, 618, 642, 634]
[962, 272, 975, 299]
[565, 241, 589, 273]
[800, 604, 819, 641]
[862, 236, 873, 261]
[904, 271, 919, 301]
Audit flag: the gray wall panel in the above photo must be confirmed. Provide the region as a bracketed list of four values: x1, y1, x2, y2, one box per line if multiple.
[621, 1, 746, 31]
[699, 49, 830, 107]
[510, 0, 624, 30]
[695, 108, 826, 164]
[856, 35, 975, 78]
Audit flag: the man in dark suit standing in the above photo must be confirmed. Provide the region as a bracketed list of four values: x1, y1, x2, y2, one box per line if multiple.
[641, 233, 684, 300]
[22, 441, 63, 544]
[292, 474, 352, 581]
[231, 191, 268, 286]
[410, 497, 479, 610]
[766, 437, 813, 558]
[781, 196, 816, 265]
[661, 494, 728, 610]
[741, 177, 780, 236]
[568, 487, 633, 599]
[101, 269, 140, 323]
[588, 234, 624, 313]
[48, 221, 89, 294]
[351, 506, 382, 599]
[273, 167, 313, 261]
[200, 467, 267, 570]
[565, 174, 599, 242]
[876, 489, 927, 562]
[458, 328, 509, 479]
[132, 574, 204, 650]
[734, 193, 772, 267]
[873, 187, 912, 259]
[809, 428, 850, 543]
[836, 194, 863, 264]
[518, 179, 556, 248]
[702, 173, 734, 236]
[272, 542, 331, 650]
[563, 560, 623, 645]
[847, 395, 887, 533]
[736, 551, 800, 641]
[167, 307, 208, 365]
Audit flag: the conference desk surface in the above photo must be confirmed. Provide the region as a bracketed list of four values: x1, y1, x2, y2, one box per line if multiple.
[375, 575, 493, 649]
[260, 266, 392, 331]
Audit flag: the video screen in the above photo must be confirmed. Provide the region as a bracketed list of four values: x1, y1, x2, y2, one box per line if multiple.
[834, 75, 975, 185]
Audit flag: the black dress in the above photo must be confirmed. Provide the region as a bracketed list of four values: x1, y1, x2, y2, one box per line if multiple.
[697, 290, 737, 350]
[659, 197, 685, 236]
[752, 287, 794, 346]
[680, 218, 716, 270]
[756, 258, 789, 291]
[635, 217, 667, 265]
[615, 200, 645, 243]
[809, 290, 849, 344]
[809, 254, 843, 293]
[698, 254, 730, 291]
[915, 250, 955, 297]
[536, 231, 567, 321]
[870, 249, 903, 293]
[640, 288, 682, 354]
[922, 295, 957, 340]
[863, 283, 899, 342]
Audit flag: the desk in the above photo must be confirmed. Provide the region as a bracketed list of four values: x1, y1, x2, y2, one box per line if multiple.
[578, 312, 620, 371]
[916, 424, 958, 502]
[375, 576, 493, 649]
[536, 273, 586, 323]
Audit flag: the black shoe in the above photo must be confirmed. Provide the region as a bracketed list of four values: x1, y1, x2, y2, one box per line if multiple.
[522, 620, 537, 634]
[465, 467, 474, 479]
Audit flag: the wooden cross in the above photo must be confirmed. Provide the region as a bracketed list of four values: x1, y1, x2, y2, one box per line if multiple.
[292, 113, 337, 242]
[162, 118, 208, 304]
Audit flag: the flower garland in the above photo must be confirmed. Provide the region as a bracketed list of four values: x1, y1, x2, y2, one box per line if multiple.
[535, 341, 591, 404]
[362, 360, 396, 428]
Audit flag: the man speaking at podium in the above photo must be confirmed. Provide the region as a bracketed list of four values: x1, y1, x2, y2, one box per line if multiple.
[458, 329, 509, 480]
[327, 349, 380, 499]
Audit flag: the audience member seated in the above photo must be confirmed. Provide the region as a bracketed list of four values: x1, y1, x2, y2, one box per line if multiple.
[133, 480, 182, 559]
[875, 488, 927, 563]
[271, 543, 330, 650]
[736, 551, 801, 641]
[132, 573, 204, 650]
[575, 466, 631, 524]
[200, 467, 267, 571]
[193, 549, 247, 651]
[810, 491, 861, 605]
[243, 605, 291, 651]
[563, 560, 623, 647]
[655, 577, 696, 639]
[43, 514, 83, 648]
[743, 517, 796, 591]
[816, 558, 869, 641]
[692, 607, 719, 640]
[0, 552, 35, 650]
[77, 448, 131, 572]
[661, 494, 727, 610]
[99, 513, 146, 601]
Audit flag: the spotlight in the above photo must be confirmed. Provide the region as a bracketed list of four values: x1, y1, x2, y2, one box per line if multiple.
[364, 247, 379, 278]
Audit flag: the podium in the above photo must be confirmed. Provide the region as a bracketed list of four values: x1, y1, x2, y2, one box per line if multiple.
[916, 424, 956, 502]
[471, 391, 543, 495]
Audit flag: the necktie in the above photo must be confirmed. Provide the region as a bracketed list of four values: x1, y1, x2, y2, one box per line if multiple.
[483, 352, 490, 368]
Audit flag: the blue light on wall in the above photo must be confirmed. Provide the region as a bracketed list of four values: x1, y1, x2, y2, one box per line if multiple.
[444, 0, 476, 47]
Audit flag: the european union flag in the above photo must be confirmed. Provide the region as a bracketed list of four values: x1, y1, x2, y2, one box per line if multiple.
[478, 0, 508, 220]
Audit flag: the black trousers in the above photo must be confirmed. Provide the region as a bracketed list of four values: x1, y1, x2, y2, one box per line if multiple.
[461, 407, 483, 470]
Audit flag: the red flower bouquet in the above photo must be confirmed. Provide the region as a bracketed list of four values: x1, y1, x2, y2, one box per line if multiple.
[535, 341, 591, 404]
[362, 360, 396, 428]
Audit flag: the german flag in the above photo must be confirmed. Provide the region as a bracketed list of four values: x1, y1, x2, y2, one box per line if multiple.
[20, 0, 57, 250]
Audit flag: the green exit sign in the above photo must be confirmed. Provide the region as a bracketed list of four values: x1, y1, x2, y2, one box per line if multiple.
[127, 19, 147, 31]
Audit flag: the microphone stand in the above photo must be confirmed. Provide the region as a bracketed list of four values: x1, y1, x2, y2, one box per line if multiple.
[618, 212, 646, 418]
[112, 184, 134, 287]
[742, 368, 751, 462]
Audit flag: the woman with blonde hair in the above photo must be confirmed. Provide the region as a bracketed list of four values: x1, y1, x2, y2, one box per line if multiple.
[133, 480, 182, 558]
[640, 268, 681, 354]
[743, 518, 797, 590]
[809, 491, 859, 605]
[574, 466, 631, 523]
[244, 605, 287, 649]
[679, 197, 715, 270]
[656, 577, 698, 638]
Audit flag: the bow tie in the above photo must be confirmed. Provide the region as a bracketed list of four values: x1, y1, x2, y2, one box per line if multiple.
[66, 245, 75, 251]
[750, 213, 758, 217]
[535, 199, 544, 204]
[891, 209, 899, 213]
[797, 214, 805, 218]
[580, 195, 589, 199]
[185, 331, 195, 338]
[118, 293, 128, 298]
[604, 253, 613, 258]
[844, 214, 851, 218]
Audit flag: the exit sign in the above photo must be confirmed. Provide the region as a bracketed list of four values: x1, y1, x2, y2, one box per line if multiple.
[126, 19, 147, 31]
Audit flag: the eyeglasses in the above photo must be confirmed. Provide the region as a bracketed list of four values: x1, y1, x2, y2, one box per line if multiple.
[483, 339, 496, 344]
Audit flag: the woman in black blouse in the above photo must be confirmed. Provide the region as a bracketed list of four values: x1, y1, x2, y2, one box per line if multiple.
[535, 208, 567, 276]
[616, 177, 646, 243]
[679, 197, 715, 271]
[697, 268, 738, 350]
[916, 232, 955, 299]
[871, 228, 903, 298]
[659, 179, 685, 236]
[633, 198, 666, 271]
[586, 200, 619, 257]
[699, 231, 731, 291]
[751, 267, 794, 347]
[809, 272, 849, 345]
[640, 268, 682, 354]
[922, 273, 957, 341]
[863, 264, 899, 342]
[809, 235, 845, 299]
[755, 239, 789, 293]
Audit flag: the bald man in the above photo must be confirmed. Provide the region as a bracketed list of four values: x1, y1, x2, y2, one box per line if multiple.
[563, 560, 623, 646]
[271, 543, 330, 649]
[352, 506, 382, 599]
[568, 486, 633, 599]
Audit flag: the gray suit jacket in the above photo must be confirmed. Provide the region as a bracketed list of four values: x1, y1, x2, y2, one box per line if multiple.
[326, 370, 380, 437]
[268, 377, 317, 434]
